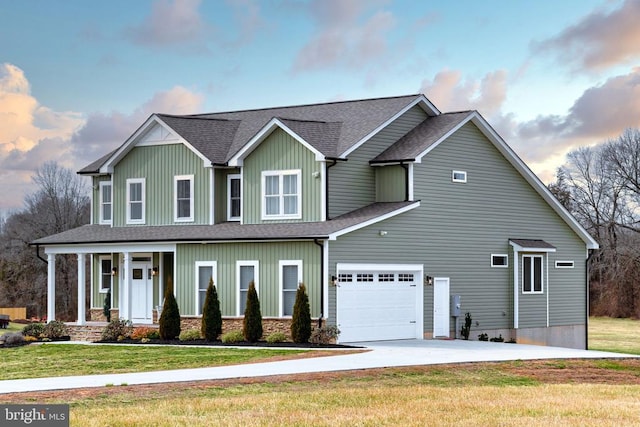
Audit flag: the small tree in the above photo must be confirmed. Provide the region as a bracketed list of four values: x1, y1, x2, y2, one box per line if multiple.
[291, 283, 311, 343]
[201, 277, 222, 341]
[159, 277, 181, 340]
[243, 281, 262, 342]
[103, 288, 111, 322]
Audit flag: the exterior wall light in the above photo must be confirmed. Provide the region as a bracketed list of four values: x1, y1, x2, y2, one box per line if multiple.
[111, 267, 118, 276]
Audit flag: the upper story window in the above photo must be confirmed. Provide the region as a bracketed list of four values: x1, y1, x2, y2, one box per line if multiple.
[262, 170, 301, 220]
[522, 254, 543, 294]
[227, 174, 241, 221]
[452, 170, 467, 183]
[126, 178, 145, 224]
[491, 254, 508, 268]
[174, 175, 194, 222]
[99, 181, 112, 225]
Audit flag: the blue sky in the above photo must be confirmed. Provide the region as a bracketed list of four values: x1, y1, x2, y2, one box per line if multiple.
[1, 0, 639, 214]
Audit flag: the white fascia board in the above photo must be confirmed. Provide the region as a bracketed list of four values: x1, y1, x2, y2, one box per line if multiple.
[44, 243, 177, 255]
[340, 95, 440, 158]
[100, 115, 212, 173]
[328, 201, 420, 241]
[508, 241, 557, 253]
[228, 118, 325, 167]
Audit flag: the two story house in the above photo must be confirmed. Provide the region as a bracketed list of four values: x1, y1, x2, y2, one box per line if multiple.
[34, 94, 598, 348]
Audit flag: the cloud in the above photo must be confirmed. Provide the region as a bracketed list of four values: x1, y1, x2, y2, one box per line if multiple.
[125, 0, 211, 50]
[226, 0, 267, 46]
[292, 0, 395, 72]
[533, 0, 640, 72]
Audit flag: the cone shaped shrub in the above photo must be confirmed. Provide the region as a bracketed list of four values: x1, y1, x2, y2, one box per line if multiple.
[159, 277, 181, 340]
[201, 277, 222, 341]
[291, 282, 311, 343]
[243, 281, 263, 342]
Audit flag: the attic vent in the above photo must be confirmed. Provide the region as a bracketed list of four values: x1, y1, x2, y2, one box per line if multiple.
[452, 170, 467, 183]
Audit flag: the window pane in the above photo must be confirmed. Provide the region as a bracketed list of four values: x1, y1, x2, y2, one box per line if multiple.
[283, 290, 296, 316]
[199, 290, 207, 314]
[265, 176, 278, 195]
[101, 259, 111, 290]
[266, 195, 279, 215]
[523, 257, 532, 292]
[283, 195, 297, 215]
[283, 174, 297, 194]
[102, 185, 111, 203]
[231, 199, 241, 217]
[240, 291, 248, 314]
[130, 183, 141, 201]
[230, 178, 240, 198]
[178, 199, 190, 218]
[534, 257, 542, 292]
[130, 202, 142, 220]
[198, 266, 212, 291]
[102, 204, 112, 221]
[283, 265, 298, 290]
[177, 180, 190, 199]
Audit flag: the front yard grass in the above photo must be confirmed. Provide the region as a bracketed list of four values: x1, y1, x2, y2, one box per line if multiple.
[589, 316, 640, 355]
[0, 344, 308, 380]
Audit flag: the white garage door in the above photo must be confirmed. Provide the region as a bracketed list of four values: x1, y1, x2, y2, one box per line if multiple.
[336, 264, 423, 342]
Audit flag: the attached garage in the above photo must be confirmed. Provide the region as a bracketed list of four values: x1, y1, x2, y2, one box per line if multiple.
[335, 263, 424, 342]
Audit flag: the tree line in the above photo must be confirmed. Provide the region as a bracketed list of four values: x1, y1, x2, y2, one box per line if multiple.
[549, 128, 640, 318]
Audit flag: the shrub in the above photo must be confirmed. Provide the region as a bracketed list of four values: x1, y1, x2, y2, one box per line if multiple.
[291, 283, 311, 343]
[179, 329, 202, 341]
[101, 318, 134, 341]
[310, 325, 340, 345]
[2, 332, 25, 346]
[490, 334, 505, 342]
[221, 330, 244, 343]
[201, 277, 222, 341]
[159, 277, 181, 340]
[266, 332, 287, 344]
[103, 288, 112, 322]
[22, 322, 45, 338]
[478, 333, 489, 341]
[461, 312, 472, 340]
[243, 281, 263, 343]
[43, 320, 69, 339]
[23, 335, 38, 342]
[131, 327, 158, 340]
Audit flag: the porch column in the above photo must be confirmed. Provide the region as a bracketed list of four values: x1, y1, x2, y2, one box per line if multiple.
[121, 252, 131, 320]
[47, 253, 56, 322]
[77, 253, 86, 325]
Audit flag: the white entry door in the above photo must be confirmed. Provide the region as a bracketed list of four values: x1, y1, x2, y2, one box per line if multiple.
[433, 277, 450, 337]
[131, 262, 152, 324]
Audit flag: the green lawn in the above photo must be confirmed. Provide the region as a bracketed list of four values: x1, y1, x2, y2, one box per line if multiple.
[0, 344, 307, 380]
[1, 322, 25, 334]
[589, 316, 640, 355]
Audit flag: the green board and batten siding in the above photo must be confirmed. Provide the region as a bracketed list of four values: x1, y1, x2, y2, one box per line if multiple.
[242, 128, 322, 224]
[328, 121, 586, 333]
[175, 241, 321, 317]
[329, 105, 428, 218]
[112, 144, 211, 227]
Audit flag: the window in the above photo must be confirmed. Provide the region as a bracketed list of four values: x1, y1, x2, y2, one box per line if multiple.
[99, 182, 112, 225]
[452, 170, 467, 183]
[174, 175, 194, 222]
[227, 174, 241, 221]
[356, 273, 374, 282]
[555, 260, 574, 269]
[99, 256, 112, 293]
[522, 255, 543, 293]
[280, 260, 302, 316]
[237, 261, 258, 316]
[338, 273, 352, 283]
[262, 170, 301, 219]
[126, 178, 145, 224]
[195, 261, 217, 315]
[398, 273, 414, 282]
[378, 273, 395, 282]
[491, 254, 508, 268]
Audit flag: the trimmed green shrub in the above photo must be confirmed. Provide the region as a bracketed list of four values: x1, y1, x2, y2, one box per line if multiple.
[22, 322, 45, 338]
[310, 325, 340, 344]
[159, 277, 181, 340]
[103, 288, 111, 322]
[201, 277, 222, 341]
[266, 331, 287, 344]
[101, 318, 134, 341]
[221, 330, 244, 343]
[243, 281, 263, 343]
[43, 320, 69, 339]
[291, 282, 312, 343]
[179, 329, 202, 341]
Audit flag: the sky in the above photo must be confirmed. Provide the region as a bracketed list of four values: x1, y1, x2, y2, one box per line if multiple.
[1, 0, 639, 215]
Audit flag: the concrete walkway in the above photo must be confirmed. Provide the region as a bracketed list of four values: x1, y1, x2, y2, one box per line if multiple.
[0, 340, 635, 394]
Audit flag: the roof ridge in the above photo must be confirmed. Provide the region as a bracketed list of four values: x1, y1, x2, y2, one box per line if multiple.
[277, 117, 341, 124]
[156, 113, 235, 121]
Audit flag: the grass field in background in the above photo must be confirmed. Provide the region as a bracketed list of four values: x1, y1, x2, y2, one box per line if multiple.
[589, 316, 640, 355]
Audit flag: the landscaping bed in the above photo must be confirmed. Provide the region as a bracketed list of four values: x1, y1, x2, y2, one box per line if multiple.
[95, 337, 356, 349]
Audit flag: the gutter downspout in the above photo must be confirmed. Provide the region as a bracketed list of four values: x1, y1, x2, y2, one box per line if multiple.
[35, 244, 48, 264]
[585, 249, 595, 350]
[314, 239, 324, 328]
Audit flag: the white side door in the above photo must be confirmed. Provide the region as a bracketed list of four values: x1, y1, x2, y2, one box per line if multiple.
[131, 262, 152, 324]
[433, 277, 450, 337]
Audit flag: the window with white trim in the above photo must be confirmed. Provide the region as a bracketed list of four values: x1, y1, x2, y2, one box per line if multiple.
[398, 273, 414, 282]
[99, 256, 112, 293]
[357, 273, 374, 282]
[522, 254, 543, 293]
[555, 260, 574, 269]
[195, 261, 217, 315]
[262, 170, 301, 219]
[338, 273, 352, 283]
[452, 170, 467, 183]
[280, 260, 302, 316]
[491, 254, 508, 268]
[126, 178, 145, 224]
[228, 174, 241, 221]
[99, 181, 112, 225]
[174, 175, 194, 222]
[237, 261, 258, 316]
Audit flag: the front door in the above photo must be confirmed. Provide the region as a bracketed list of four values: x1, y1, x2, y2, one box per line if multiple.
[131, 262, 152, 324]
[433, 277, 450, 337]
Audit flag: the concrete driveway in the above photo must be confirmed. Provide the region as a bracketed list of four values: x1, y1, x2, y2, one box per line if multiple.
[0, 340, 634, 394]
